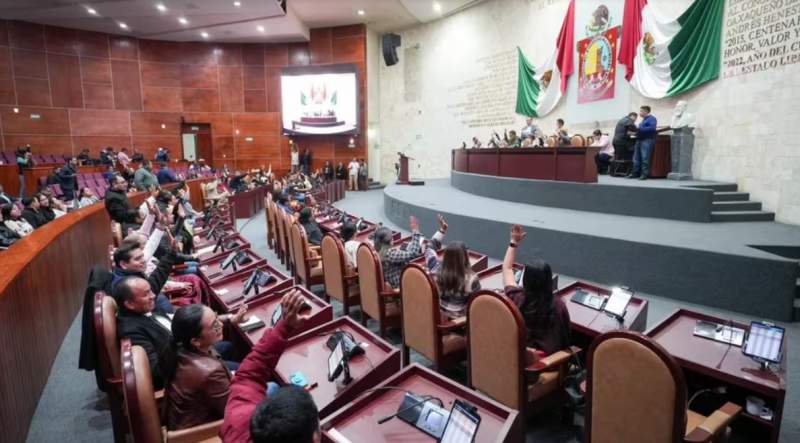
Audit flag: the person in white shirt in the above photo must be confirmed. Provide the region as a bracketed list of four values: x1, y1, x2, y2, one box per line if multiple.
[2, 203, 34, 236]
[521, 117, 541, 141]
[347, 158, 360, 191]
[590, 129, 614, 174]
[290, 146, 299, 174]
[340, 222, 360, 270]
[76, 187, 99, 208]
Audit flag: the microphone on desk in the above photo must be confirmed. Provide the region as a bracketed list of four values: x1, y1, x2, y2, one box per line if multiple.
[377, 394, 436, 425]
[715, 317, 735, 370]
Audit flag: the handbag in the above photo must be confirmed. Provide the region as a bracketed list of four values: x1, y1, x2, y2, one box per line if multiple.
[563, 350, 587, 410]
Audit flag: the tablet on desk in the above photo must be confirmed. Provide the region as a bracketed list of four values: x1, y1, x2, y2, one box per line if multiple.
[439, 400, 480, 443]
[603, 287, 633, 318]
[743, 321, 785, 363]
[570, 289, 604, 310]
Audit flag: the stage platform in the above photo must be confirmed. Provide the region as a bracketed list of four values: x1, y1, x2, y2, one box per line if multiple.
[384, 180, 800, 321]
[452, 171, 775, 222]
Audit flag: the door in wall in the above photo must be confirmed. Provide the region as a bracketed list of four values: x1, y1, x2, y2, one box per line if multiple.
[181, 123, 213, 165]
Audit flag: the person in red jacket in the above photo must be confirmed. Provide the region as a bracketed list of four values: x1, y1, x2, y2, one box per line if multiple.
[221, 290, 318, 443]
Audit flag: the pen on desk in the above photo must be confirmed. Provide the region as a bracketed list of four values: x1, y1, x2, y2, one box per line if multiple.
[305, 382, 318, 392]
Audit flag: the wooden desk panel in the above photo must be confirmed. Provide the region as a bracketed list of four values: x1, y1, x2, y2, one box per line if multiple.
[208, 263, 291, 312]
[556, 281, 648, 340]
[645, 309, 786, 443]
[321, 364, 520, 443]
[453, 147, 599, 183]
[234, 285, 333, 345]
[275, 317, 402, 419]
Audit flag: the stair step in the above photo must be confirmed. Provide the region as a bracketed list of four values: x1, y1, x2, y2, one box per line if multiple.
[687, 183, 739, 192]
[713, 191, 750, 202]
[710, 211, 775, 222]
[367, 182, 386, 190]
[712, 201, 762, 211]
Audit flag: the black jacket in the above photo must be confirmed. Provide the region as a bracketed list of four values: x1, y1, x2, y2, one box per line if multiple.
[335, 166, 347, 180]
[78, 267, 113, 373]
[301, 220, 323, 246]
[613, 116, 637, 146]
[117, 307, 173, 390]
[0, 224, 19, 248]
[104, 189, 139, 224]
[21, 207, 48, 228]
[57, 164, 78, 197]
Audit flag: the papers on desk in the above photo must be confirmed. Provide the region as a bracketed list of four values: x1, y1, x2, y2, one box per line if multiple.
[239, 315, 266, 332]
[196, 245, 216, 256]
[693, 320, 745, 347]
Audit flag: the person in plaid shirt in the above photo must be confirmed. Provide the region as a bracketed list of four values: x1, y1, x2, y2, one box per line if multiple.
[374, 215, 447, 288]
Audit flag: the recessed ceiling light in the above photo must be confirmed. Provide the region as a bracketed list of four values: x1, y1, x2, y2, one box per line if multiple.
[200, 31, 209, 39]
[156, 3, 167, 12]
[86, 7, 98, 15]
[357, 9, 365, 16]
[234, 1, 242, 7]
[118, 22, 129, 30]
[178, 17, 188, 25]
[13, 107, 19, 113]
[433, 2, 442, 13]
[257, 25, 265, 32]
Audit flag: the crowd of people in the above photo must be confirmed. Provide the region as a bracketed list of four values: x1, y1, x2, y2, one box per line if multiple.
[466, 106, 660, 179]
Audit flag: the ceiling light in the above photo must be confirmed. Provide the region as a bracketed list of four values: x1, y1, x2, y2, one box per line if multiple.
[13, 107, 19, 113]
[200, 31, 209, 39]
[257, 25, 265, 32]
[433, 2, 442, 13]
[357, 9, 365, 16]
[118, 22, 129, 30]
[234, 1, 242, 6]
[156, 3, 167, 12]
[86, 7, 98, 15]
[178, 17, 188, 25]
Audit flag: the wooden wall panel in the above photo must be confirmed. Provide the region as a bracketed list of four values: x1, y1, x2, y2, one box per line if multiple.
[4, 135, 72, 154]
[72, 135, 132, 152]
[48, 54, 83, 108]
[110, 60, 142, 111]
[0, 47, 16, 104]
[142, 87, 182, 111]
[1, 107, 69, 134]
[82, 83, 114, 109]
[80, 57, 111, 83]
[0, 20, 367, 186]
[69, 109, 130, 136]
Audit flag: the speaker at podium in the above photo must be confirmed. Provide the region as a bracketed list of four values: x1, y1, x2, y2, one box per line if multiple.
[396, 152, 425, 186]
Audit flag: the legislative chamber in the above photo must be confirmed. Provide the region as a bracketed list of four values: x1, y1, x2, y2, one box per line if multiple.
[1, 1, 797, 443]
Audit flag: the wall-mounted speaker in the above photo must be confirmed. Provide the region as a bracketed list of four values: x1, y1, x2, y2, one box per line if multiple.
[382, 33, 401, 67]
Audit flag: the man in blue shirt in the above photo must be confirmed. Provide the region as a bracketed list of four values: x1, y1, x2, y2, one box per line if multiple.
[156, 162, 178, 184]
[628, 105, 658, 180]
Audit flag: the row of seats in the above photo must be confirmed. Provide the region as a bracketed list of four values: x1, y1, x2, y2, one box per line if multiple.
[264, 192, 741, 443]
[0, 151, 70, 165]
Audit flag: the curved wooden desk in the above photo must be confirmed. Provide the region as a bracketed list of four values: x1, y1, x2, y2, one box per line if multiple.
[452, 147, 600, 183]
[0, 177, 211, 442]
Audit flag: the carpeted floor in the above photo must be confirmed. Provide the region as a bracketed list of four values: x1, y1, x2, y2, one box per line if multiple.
[26, 189, 799, 442]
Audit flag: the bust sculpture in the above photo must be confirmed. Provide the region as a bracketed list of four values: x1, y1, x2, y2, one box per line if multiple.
[670, 100, 696, 129]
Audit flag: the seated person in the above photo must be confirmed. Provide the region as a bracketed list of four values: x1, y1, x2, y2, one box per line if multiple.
[0, 207, 21, 248]
[2, 203, 34, 237]
[37, 193, 57, 222]
[77, 187, 99, 208]
[341, 221, 360, 270]
[297, 207, 323, 246]
[591, 129, 614, 173]
[501, 225, 571, 362]
[164, 304, 249, 430]
[435, 241, 481, 319]
[521, 135, 535, 147]
[553, 118, 571, 146]
[374, 215, 445, 288]
[21, 195, 48, 228]
[111, 242, 178, 315]
[221, 291, 313, 442]
[504, 129, 521, 148]
[157, 162, 178, 185]
[471, 136, 482, 149]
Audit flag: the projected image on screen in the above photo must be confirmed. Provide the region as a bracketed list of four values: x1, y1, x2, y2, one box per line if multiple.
[281, 66, 358, 135]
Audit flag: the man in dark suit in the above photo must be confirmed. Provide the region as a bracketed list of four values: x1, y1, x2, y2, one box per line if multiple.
[105, 174, 141, 230]
[114, 275, 174, 389]
[300, 149, 312, 175]
[613, 112, 638, 161]
[57, 157, 78, 202]
[21, 196, 48, 228]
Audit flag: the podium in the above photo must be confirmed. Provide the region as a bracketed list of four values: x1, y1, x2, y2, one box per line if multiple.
[395, 152, 424, 186]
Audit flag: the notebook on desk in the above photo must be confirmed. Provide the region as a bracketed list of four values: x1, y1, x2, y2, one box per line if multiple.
[570, 288, 604, 310]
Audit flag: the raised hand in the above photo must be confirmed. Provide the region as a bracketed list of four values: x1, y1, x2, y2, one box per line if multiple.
[280, 290, 308, 332]
[437, 214, 448, 233]
[409, 215, 419, 232]
[510, 224, 527, 244]
[231, 304, 249, 324]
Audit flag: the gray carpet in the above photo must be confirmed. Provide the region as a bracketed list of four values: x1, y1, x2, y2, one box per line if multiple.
[26, 189, 799, 442]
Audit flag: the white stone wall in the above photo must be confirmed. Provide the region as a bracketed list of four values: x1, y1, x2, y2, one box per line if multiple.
[372, 0, 800, 224]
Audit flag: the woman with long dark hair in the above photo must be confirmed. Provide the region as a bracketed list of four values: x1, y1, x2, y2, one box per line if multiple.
[502, 225, 571, 361]
[436, 241, 480, 318]
[163, 304, 247, 430]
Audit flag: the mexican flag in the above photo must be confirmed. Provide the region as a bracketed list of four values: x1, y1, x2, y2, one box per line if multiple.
[515, 0, 575, 117]
[618, 0, 724, 98]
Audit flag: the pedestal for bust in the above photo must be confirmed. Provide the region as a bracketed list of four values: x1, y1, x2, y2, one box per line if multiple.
[668, 127, 695, 181]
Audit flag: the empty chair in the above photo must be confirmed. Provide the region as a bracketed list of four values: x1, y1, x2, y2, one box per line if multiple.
[92, 172, 103, 180]
[467, 290, 574, 418]
[120, 339, 222, 443]
[356, 243, 400, 338]
[265, 197, 275, 250]
[289, 222, 324, 289]
[570, 134, 586, 147]
[274, 207, 288, 265]
[320, 234, 360, 317]
[586, 331, 741, 443]
[49, 184, 63, 197]
[400, 264, 466, 371]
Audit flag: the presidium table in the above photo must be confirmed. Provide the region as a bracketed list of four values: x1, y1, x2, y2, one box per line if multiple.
[452, 147, 600, 183]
